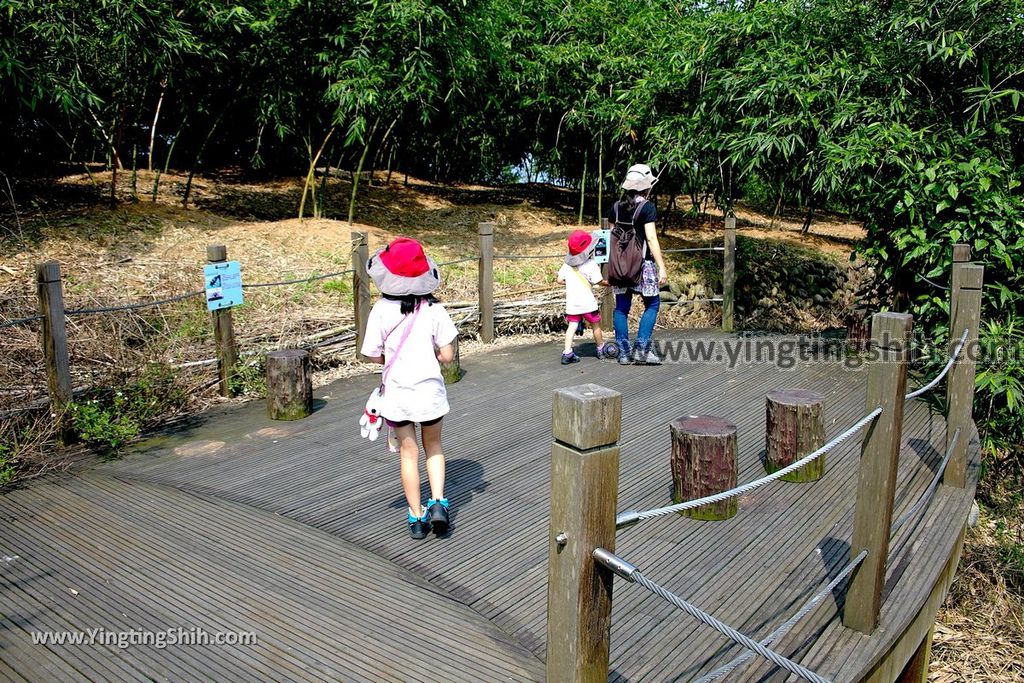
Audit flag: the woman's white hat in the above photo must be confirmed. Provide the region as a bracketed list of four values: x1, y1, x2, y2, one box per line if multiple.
[620, 164, 658, 192]
[366, 237, 441, 296]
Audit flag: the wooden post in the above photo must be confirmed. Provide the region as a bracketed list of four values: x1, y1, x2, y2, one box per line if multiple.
[266, 349, 312, 420]
[844, 312, 913, 634]
[599, 218, 614, 333]
[478, 222, 495, 343]
[944, 264, 983, 488]
[440, 335, 461, 384]
[765, 389, 826, 482]
[352, 231, 371, 361]
[207, 245, 238, 398]
[897, 625, 935, 683]
[948, 243, 970, 330]
[722, 214, 736, 333]
[670, 415, 738, 520]
[546, 384, 621, 683]
[36, 261, 73, 443]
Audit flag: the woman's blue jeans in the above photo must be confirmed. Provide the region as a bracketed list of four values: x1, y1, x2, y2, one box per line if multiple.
[613, 291, 660, 350]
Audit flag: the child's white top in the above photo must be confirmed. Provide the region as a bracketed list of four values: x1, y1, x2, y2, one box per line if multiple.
[558, 258, 602, 314]
[360, 299, 459, 423]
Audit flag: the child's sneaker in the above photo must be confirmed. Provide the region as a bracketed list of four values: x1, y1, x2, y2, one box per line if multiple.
[561, 351, 581, 365]
[408, 507, 430, 539]
[596, 343, 608, 359]
[427, 498, 450, 535]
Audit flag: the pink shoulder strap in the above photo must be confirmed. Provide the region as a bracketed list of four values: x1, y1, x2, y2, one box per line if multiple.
[381, 303, 423, 385]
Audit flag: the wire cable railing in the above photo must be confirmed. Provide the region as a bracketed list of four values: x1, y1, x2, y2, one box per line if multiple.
[892, 428, 960, 534]
[693, 549, 868, 683]
[663, 246, 725, 254]
[241, 268, 353, 289]
[65, 290, 205, 316]
[616, 407, 883, 528]
[593, 548, 833, 683]
[905, 328, 969, 401]
[0, 314, 44, 329]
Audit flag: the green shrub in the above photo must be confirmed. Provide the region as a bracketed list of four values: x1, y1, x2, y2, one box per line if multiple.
[228, 356, 267, 397]
[70, 363, 189, 454]
[0, 442, 16, 487]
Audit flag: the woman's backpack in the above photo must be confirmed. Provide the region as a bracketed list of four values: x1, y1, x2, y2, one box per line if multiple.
[606, 199, 648, 287]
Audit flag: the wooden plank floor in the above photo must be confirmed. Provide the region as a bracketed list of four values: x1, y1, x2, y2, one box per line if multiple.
[0, 330, 978, 682]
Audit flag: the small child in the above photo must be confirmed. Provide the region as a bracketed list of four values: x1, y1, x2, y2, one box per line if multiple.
[557, 229, 609, 364]
[361, 237, 459, 540]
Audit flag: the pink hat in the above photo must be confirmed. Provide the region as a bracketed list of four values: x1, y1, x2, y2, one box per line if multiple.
[565, 230, 596, 267]
[367, 237, 441, 296]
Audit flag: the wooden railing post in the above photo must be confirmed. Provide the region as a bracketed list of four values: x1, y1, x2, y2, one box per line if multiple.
[722, 214, 736, 333]
[207, 245, 238, 398]
[36, 261, 73, 443]
[546, 384, 621, 682]
[478, 222, 495, 343]
[844, 312, 913, 634]
[944, 263, 983, 488]
[352, 231, 371, 361]
[599, 218, 614, 333]
[948, 243, 971, 329]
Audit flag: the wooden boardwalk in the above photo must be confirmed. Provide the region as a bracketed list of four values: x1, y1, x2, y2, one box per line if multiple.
[0, 330, 978, 682]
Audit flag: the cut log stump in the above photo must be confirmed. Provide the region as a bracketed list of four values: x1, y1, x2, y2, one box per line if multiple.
[765, 389, 825, 482]
[266, 349, 312, 421]
[671, 415, 738, 520]
[441, 335, 461, 384]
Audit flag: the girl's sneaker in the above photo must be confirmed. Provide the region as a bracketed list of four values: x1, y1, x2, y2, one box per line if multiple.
[426, 498, 450, 535]
[561, 351, 581, 365]
[408, 507, 430, 540]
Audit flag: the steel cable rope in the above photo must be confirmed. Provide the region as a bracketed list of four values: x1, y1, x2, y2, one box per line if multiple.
[905, 328, 969, 401]
[891, 428, 960, 534]
[617, 407, 883, 528]
[593, 549, 833, 683]
[0, 314, 44, 329]
[694, 550, 868, 683]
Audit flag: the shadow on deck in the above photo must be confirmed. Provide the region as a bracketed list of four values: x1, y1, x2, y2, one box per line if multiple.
[0, 330, 978, 682]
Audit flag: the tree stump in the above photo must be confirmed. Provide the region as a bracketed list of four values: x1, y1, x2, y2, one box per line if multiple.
[440, 335, 461, 384]
[671, 415, 738, 520]
[765, 389, 825, 482]
[266, 349, 312, 420]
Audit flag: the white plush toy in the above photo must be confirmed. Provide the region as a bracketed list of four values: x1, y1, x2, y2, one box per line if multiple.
[360, 387, 385, 441]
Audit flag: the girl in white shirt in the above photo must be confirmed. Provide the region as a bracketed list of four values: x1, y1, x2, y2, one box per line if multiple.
[557, 230, 609, 364]
[361, 238, 459, 539]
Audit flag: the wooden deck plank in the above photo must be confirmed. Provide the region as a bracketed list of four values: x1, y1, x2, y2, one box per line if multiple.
[5, 331, 977, 682]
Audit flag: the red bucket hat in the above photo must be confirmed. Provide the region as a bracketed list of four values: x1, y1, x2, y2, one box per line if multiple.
[565, 229, 596, 267]
[367, 237, 441, 296]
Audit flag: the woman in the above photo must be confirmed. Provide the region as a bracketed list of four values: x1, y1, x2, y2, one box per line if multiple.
[607, 163, 668, 364]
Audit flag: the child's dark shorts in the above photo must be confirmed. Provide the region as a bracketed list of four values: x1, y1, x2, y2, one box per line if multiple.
[385, 416, 443, 429]
[566, 310, 600, 324]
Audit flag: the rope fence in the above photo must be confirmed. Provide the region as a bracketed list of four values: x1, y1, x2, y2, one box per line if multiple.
[905, 328, 969, 401]
[616, 406, 883, 528]
[892, 428, 960, 534]
[0, 314, 44, 329]
[917, 273, 950, 291]
[242, 268, 353, 289]
[65, 290, 205, 316]
[494, 253, 563, 260]
[592, 548, 832, 683]
[663, 246, 725, 254]
[435, 256, 478, 267]
[693, 550, 869, 683]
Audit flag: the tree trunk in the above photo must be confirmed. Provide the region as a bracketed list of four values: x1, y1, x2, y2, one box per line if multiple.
[670, 415, 738, 520]
[152, 115, 186, 202]
[801, 202, 815, 234]
[266, 350, 312, 421]
[764, 389, 825, 482]
[148, 79, 168, 172]
[578, 151, 587, 225]
[298, 127, 335, 220]
[347, 119, 379, 225]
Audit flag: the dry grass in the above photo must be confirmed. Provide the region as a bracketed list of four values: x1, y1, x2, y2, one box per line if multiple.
[931, 502, 1024, 681]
